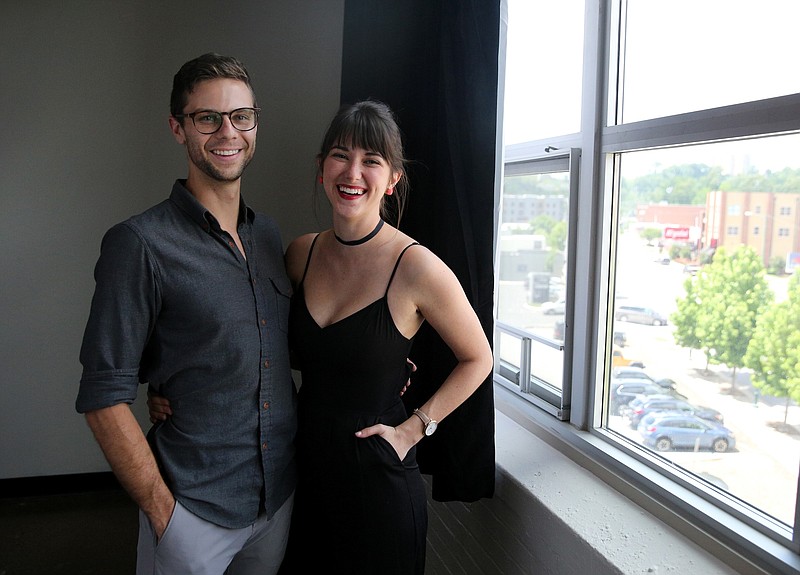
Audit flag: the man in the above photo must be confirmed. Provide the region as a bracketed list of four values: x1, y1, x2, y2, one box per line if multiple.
[76, 53, 296, 575]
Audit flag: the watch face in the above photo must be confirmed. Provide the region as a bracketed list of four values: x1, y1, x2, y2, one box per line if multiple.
[425, 421, 438, 436]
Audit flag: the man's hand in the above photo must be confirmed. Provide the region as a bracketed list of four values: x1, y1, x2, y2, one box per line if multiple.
[400, 358, 417, 396]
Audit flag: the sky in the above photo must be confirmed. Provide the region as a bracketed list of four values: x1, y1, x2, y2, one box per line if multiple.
[502, 0, 800, 177]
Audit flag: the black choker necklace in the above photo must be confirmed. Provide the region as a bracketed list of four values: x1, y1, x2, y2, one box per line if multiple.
[334, 219, 384, 246]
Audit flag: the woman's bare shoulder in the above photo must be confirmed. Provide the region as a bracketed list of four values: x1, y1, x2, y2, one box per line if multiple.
[285, 232, 323, 286]
[395, 240, 446, 274]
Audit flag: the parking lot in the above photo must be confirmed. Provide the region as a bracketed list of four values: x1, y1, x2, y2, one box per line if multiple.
[609, 234, 799, 526]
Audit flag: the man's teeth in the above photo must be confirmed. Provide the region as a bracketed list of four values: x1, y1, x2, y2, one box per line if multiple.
[338, 186, 364, 196]
[213, 150, 239, 156]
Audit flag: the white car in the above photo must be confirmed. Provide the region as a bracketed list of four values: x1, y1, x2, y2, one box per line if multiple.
[541, 298, 566, 315]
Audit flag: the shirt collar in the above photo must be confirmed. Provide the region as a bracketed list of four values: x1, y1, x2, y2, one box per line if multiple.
[169, 179, 255, 232]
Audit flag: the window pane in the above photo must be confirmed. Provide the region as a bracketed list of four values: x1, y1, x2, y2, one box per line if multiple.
[496, 165, 572, 410]
[607, 133, 800, 530]
[617, 0, 800, 123]
[503, 0, 584, 144]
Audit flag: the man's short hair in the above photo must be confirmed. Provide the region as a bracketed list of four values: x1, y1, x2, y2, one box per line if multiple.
[170, 53, 256, 118]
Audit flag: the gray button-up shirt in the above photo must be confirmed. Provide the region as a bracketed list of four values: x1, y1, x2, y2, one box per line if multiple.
[76, 180, 297, 528]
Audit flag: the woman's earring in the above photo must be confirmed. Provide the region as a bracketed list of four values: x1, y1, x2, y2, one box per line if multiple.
[386, 187, 394, 195]
[318, 175, 323, 184]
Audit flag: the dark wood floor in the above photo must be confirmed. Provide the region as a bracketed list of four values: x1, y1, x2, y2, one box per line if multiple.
[0, 474, 138, 575]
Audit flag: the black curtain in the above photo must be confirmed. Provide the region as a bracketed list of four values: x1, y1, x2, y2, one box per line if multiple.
[341, 0, 500, 502]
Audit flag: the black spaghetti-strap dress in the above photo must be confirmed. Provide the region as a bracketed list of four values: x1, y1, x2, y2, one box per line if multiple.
[284, 236, 427, 574]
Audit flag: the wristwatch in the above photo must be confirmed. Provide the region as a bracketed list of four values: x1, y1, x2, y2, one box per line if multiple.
[413, 408, 438, 436]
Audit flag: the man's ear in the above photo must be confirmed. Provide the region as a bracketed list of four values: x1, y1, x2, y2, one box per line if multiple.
[169, 116, 186, 145]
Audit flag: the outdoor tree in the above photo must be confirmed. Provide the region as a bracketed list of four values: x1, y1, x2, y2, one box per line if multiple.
[689, 247, 773, 390]
[671, 274, 703, 355]
[640, 227, 662, 245]
[744, 273, 800, 424]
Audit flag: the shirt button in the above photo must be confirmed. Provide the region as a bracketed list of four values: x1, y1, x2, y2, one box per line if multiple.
[263, 402, 269, 410]
[228, 241, 235, 248]
[262, 442, 268, 450]
[261, 319, 267, 326]
[263, 360, 270, 368]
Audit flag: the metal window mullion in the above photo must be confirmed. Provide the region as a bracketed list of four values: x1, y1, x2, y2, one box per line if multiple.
[519, 336, 532, 393]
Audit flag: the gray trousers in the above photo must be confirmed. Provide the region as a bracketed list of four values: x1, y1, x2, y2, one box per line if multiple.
[136, 493, 293, 575]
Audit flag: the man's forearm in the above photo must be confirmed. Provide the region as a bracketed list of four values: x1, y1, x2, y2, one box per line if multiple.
[85, 403, 175, 537]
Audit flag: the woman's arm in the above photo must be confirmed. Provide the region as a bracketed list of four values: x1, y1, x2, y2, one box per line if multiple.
[356, 247, 493, 455]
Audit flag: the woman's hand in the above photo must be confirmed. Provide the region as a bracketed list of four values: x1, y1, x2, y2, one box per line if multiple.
[355, 420, 420, 461]
[146, 387, 172, 424]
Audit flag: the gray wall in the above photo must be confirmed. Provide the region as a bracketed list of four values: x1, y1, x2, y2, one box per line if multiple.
[0, 1, 342, 480]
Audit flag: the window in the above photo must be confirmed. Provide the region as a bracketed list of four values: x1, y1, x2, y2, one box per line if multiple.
[497, 1, 800, 572]
[495, 150, 579, 420]
[502, 0, 584, 144]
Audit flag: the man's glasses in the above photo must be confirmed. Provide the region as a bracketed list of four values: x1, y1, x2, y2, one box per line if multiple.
[174, 107, 261, 134]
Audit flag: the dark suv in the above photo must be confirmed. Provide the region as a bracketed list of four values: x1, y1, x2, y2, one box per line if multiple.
[609, 381, 666, 415]
[623, 395, 724, 428]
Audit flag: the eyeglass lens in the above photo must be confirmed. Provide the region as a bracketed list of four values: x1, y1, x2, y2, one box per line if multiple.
[192, 108, 258, 134]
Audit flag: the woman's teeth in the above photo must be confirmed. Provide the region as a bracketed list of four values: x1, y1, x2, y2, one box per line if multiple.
[338, 185, 363, 196]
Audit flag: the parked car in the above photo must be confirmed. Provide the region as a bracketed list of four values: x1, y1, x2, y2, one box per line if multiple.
[541, 298, 566, 315]
[637, 412, 735, 453]
[615, 305, 668, 326]
[611, 366, 676, 391]
[611, 346, 644, 368]
[609, 381, 666, 415]
[554, 320, 625, 348]
[623, 395, 724, 428]
[683, 264, 701, 275]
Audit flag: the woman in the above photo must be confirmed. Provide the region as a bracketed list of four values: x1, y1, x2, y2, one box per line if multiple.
[282, 100, 493, 574]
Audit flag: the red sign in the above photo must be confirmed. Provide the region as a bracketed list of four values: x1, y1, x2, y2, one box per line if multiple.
[663, 227, 690, 240]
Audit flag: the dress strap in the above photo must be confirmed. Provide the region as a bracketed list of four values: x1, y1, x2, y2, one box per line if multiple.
[299, 234, 321, 288]
[384, 242, 420, 297]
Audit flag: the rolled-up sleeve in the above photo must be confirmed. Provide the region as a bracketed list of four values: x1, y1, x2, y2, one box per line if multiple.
[76, 222, 159, 413]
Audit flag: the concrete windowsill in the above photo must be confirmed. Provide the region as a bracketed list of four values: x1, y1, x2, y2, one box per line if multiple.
[493, 399, 776, 575]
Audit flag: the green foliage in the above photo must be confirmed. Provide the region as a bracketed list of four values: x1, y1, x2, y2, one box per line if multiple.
[720, 167, 800, 193]
[531, 214, 557, 235]
[744, 274, 800, 411]
[767, 256, 785, 276]
[548, 221, 567, 253]
[698, 249, 715, 265]
[528, 215, 567, 253]
[702, 247, 772, 370]
[503, 174, 570, 196]
[621, 163, 725, 209]
[671, 275, 703, 350]
[673, 247, 773, 374]
[640, 228, 662, 243]
[668, 244, 693, 260]
[619, 164, 800, 217]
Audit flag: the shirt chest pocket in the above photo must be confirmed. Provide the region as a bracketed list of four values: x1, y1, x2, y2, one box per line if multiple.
[267, 276, 293, 334]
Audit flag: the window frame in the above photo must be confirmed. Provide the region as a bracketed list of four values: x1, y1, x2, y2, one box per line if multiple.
[495, 1, 800, 573]
[495, 147, 581, 421]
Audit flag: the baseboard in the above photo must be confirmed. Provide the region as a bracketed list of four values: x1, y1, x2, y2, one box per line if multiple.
[0, 471, 122, 498]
